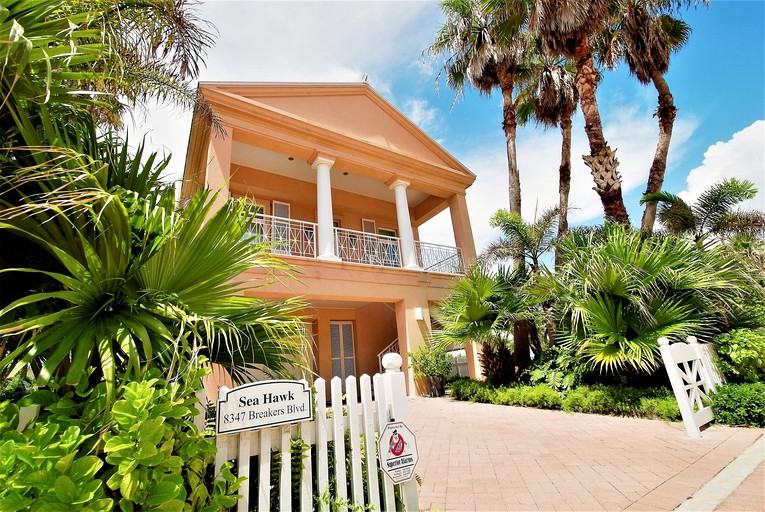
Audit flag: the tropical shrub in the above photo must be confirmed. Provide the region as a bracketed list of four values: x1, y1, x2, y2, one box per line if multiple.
[409, 343, 453, 396]
[0, 374, 31, 403]
[525, 346, 589, 391]
[0, 367, 243, 511]
[710, 383, 765, 428]
[434, 264, 532, 385]
[449, 379, 680, 420]
[560, 385, 679, 421]
[712, 328, 765, 383]
[531, 224, 761, 376]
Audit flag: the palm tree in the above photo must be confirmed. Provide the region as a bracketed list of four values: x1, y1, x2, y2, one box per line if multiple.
[429, 0, 531, 215]
[642, 178, 765, 241]
[0, 0, 309, 398]
[434, 264, 531, 384]
[0, 139, 310, 400]
[530, 224, 761, 374]
[516, 43, 578, 245]
[484, 206, 560, 356]
[596, 0, 694, 232]
[485, 207, 560, 274]
[531, 0, 629, 223]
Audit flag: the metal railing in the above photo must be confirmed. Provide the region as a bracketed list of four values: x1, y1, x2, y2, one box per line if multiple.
[334, 227, 402, 267]
[248, 214, 317, 259]
[415, 241, 464, 275]
[248, 215, 465, 275]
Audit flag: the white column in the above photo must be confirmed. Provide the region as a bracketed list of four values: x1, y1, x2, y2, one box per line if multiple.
[389, 179, 420, 270]
[311, 155, 340, 261]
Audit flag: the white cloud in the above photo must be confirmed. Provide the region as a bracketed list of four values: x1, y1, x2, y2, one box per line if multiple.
[679, 120, 765, 211]
[130, 1, 440, 181]
[402, 98, 438, 131]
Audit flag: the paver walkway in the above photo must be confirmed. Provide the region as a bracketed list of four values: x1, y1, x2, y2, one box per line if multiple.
[408, 396, 764, 511]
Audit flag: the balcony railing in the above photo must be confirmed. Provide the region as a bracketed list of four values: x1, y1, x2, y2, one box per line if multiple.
[416, 241, 465, 275]
[249, 215, 464, 275]
[248, 214, 317, 259]
[335, 227, 401, 267]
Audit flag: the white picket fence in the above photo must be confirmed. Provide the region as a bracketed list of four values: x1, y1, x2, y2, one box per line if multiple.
[214, 354, 419, 511]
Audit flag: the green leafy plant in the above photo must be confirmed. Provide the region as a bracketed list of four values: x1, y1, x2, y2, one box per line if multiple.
[409, 343, 453, 396]
[0, 374, 32, 403]
[710, 383, 765, 428]
[526, 346, 588, 391]
[712, 328, 765, 383]
[0, 368, 243, 511]
[0, 403, 111, 511]
[561, 385, 679, 420]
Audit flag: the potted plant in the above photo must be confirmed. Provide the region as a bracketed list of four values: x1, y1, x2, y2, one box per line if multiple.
[408, 343, 453, 397]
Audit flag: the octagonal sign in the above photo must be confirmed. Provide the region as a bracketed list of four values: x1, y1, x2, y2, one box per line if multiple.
[377, 421, 419, 484]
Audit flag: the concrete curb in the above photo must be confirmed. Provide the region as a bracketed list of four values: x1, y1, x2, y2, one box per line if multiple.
[676, 435, 765, 511]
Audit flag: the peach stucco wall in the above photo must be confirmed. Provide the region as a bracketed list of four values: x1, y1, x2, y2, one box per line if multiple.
[308, 303, 398, 396]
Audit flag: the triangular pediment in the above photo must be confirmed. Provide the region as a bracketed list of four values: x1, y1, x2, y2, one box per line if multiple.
[203, 83, 473, 179]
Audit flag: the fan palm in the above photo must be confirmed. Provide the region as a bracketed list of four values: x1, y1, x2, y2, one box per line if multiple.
[596, 0, 696, 232]
[531, 224, 760, 374]
[530, 0, 629, 223]
[434, 264, 531, 384]
[641, 178, 765, 241]
[429, 0, 532, 215]
[0, 138, 309, 400]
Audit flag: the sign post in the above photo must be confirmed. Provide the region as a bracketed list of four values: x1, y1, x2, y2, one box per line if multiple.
[377, 420, 419, 484]
[216, 380, 312, 434]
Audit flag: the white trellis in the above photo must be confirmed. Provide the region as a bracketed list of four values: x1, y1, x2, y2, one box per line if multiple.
[658, 336, 718, 438]
[213, 354, 419, 511]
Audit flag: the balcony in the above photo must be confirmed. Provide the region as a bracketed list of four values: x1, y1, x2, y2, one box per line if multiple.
[249, 214, 464, 275]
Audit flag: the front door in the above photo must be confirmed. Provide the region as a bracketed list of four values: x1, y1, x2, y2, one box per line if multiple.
[330, 321, 356, 389]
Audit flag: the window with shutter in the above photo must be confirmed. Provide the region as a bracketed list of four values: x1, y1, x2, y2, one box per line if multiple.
[329, 321, 356, 390]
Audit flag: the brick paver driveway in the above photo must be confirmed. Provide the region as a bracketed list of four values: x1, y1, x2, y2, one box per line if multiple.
[408, 396, 764, 511]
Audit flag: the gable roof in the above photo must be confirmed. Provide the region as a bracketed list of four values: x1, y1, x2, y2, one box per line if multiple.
[194, 82, 475, 192]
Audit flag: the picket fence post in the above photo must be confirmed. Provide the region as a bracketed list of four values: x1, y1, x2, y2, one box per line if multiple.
[213, 363, 420, 511]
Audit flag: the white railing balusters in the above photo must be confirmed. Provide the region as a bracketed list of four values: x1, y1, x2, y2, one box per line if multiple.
[334, 227, 402, 267]
[248, 214, 317, 258]
[415, 240, 464, 274]
[249, 214, 465, 274]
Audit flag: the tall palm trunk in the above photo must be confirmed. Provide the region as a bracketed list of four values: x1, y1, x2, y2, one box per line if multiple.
[573, 37, 630, 224]
[500, 71, 531, 374]
[556, 114, 572, 268]
[500, 70, 522, 216]
[640, 71, 677, 232]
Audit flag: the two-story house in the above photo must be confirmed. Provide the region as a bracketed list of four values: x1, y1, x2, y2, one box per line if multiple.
[182, 82, 482, 394]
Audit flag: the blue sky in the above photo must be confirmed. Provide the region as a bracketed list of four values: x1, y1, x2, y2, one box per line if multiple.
[135, 0, 764, 252]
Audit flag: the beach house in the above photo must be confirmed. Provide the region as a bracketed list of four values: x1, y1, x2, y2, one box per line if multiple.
[182, 82, 480, 394]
